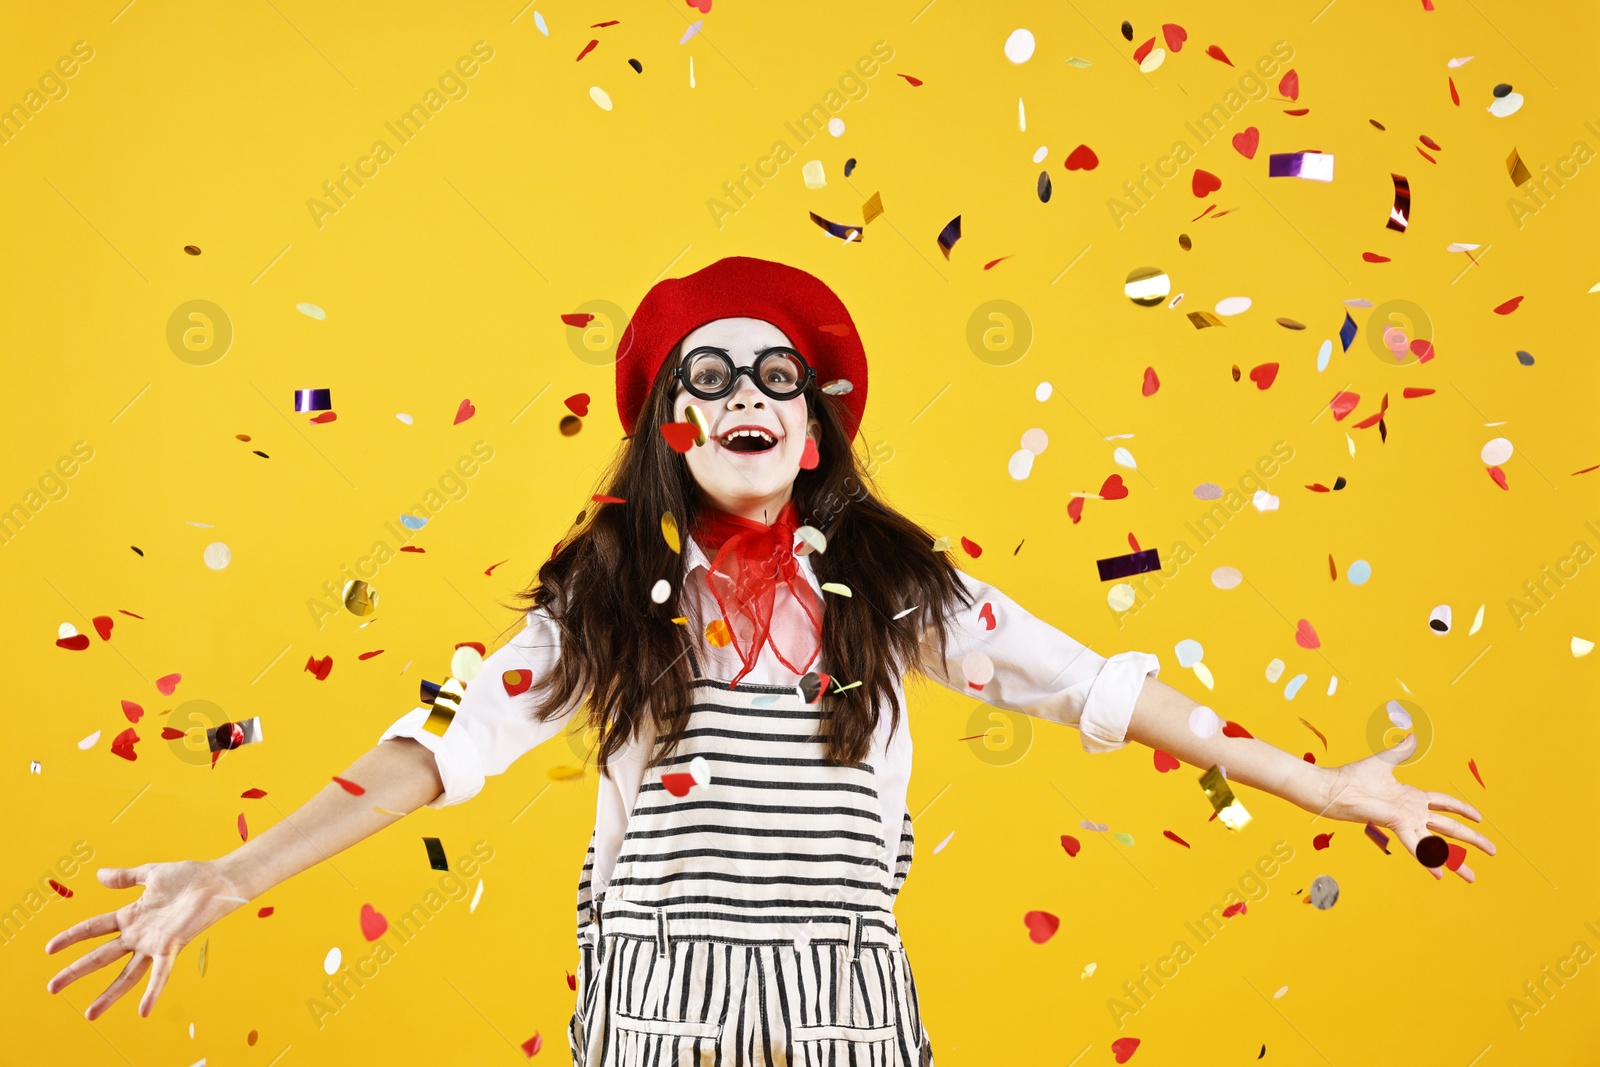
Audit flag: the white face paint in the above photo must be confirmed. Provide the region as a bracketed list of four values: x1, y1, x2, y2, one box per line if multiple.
[668, 317, 820, 523]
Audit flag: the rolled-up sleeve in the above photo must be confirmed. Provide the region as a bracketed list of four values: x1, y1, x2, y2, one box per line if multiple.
[915, 570, 1161, 754]
[378, 608, 583, 807]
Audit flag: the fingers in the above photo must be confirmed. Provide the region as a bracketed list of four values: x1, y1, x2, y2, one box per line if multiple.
[45, 911, 119, 954]
[1426, 792, 1483, 823]
[1376, 731, 1418, 767]
[87, 952, 151, 1021]
[1452, 861, 1477, 884]
[46, 936, 128, 995]
[1426, 815, 1496, 857]
[97, 865, 150, 890]
[138, 954, 173, 1018]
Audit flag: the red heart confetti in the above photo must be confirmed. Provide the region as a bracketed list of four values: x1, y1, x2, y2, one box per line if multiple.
[242, 788, 267, 799]
[1128, 533, 1140, 552]
[258, 906, 274, 917]
[1064, 144, 1099, 171]
[305, 655, 333, 681]
[156, 673, 182, 695]
[1330, 391, 1360, 420]
[1112, 1037, 1142, 1063]
[687, 0, 711, 11]
[160, 726, 185, 740]
[357, 902, 387, 940]
[1231, 127, 1259, 159]
[1362, 252, 1391, 263]
[332, 776, 366, 796]
[1132, 37, 1156, 64]
[1403, 387, 1435, 398]
[121, 700, 143, 723]
[1410, 339, 1434, 362]
[521, 1032, 544, 1057]
[455, 641, 487, 656]
[564, 393, 590, 417]
[896, 72, 922, 86]
[1023, 910, 1060, 944]
[575, 38, 598, 62]
[1493, 295, 1523, 315]
[978, 602, 996, 630]
[358, 649, 384, 661]
[983, 256, 1012, 270]
[1445, 843, 1467, 871]
[660, 422, 699, 453]
[1248, 363, 1279, 390]
[400, 546, 425, 554]
[1314, 832, 1334, 850]
[1294, 619, 1321, 649]
[817, 323, 853, 337]
[309, 412, 337, 424]
[49, 878, 73, 899]
[1142, 366, 1160, 396]
[118, 609, 144, 619]
[799, 438, 820, 470]
[504, 669, 533, 696]
[1163, 830, 1190, 848]
[1279, 69, 1299, 100]
[56, 631, 89, 651]
[1153, 749, 1179, 773]
[454, 399, 476, 424]
[1449, 76, 1460, 106]
[566, 971, 577, 991]
[1162, 23, 1186, 51]
[1060, 835, 1081, 857]
[1222, 901, 1248, 918]
[1206, 44, 1233, 65]
[1222, 721, 1253, 739]
[661, 772, 695, 797]
[93, 616, 114, 641]
[1099, 474, 1129, 500]
[1192, 169, 1222, 197]
[960, 536, 982, 558]
[238, 813, 248, 841]
[110, 728, 139, 761]
[1067, 497, 1085, 524]
[560, 313, 594, 328]
[1469, 759, 1486, 788]
[1487, 466, 1509, 490]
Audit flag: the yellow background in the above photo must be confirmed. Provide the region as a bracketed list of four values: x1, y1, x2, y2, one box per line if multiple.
[3, 0, 1597, 1063]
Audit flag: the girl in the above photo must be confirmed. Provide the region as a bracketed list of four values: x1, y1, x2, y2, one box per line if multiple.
[44, 256, 1493, 1065]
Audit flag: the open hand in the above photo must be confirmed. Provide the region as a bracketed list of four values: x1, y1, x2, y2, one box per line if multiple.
[45, 860, 247, 1020]
[1319, 733, 1495, 882]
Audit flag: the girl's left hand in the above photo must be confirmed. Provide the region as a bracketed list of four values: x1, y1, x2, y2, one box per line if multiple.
[1317, 733, 1495, 882]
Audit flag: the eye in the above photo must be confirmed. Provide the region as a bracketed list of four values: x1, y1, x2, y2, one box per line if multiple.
[1428, 605, 1451, 634]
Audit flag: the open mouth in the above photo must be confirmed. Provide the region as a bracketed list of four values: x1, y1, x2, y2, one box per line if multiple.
[718, 428, 779, 455]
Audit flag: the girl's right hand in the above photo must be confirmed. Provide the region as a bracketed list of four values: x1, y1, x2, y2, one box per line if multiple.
[45, 860, 249, 1020]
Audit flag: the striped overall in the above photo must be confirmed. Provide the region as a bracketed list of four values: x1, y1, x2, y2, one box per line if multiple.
[567, 646, 934, 1066]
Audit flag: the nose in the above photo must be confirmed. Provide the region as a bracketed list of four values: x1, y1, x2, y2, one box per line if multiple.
[723, 372, 767, 413]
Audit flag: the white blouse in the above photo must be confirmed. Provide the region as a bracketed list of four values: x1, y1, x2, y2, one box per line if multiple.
[379, 532, 1162, 901]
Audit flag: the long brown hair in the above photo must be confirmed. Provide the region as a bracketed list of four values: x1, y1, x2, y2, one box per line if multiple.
[502, 342, 973, 769]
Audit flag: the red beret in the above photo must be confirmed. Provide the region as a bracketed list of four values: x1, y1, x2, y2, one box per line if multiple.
[615, 256, 868, 441]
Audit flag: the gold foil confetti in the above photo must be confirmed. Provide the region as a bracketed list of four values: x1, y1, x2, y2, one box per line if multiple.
[1188, 311, 1224, 329]
[1507, 147, 1531, 186]
[862, 191, 884, 225]
[684, 404, 710, 446]
[705, 618, 732, 647]
[661, 511, 681, 554]
[342, 579, 378, 616]
[1200, 764, 1252, 830]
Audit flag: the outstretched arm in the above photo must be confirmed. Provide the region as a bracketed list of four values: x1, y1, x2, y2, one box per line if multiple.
[1123, 674, 1495, 882]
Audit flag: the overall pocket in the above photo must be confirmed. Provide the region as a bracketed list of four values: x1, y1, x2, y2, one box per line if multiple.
[605, 932, 723, 1041]
[789, 926, 900, 1046]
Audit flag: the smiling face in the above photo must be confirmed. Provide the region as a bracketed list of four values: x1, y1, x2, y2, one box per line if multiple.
[668, 317, 820, 523]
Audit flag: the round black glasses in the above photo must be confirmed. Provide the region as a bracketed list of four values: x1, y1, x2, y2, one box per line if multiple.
[672, 347, 816, 402]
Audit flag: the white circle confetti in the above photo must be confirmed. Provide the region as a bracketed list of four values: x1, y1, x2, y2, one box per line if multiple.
[827, 117, 845, 137]
[1035, 381, 1053, 401]
[589, 86, 613, 111]
[1214, 296, 1253, 316]
[1007, 449, 1035, 481]
[1004, 29, 1036, 64]
[203, 542, 232, 570]
[649, 579, 671, 604]
[1188, 705, 1221, 738]
[323, 947, 342, 975]
[1481, 437, 1514, 465]
[1107, 583, 1136, 611]
[1020, 428, 1049, 455]
[1211, 566, 1242, 589]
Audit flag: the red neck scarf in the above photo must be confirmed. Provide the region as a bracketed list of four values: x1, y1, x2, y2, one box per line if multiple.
[691, 499, 822, 687]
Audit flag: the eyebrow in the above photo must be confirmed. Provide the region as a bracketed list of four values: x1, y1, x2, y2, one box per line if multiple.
[684, 345, 799, 358]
